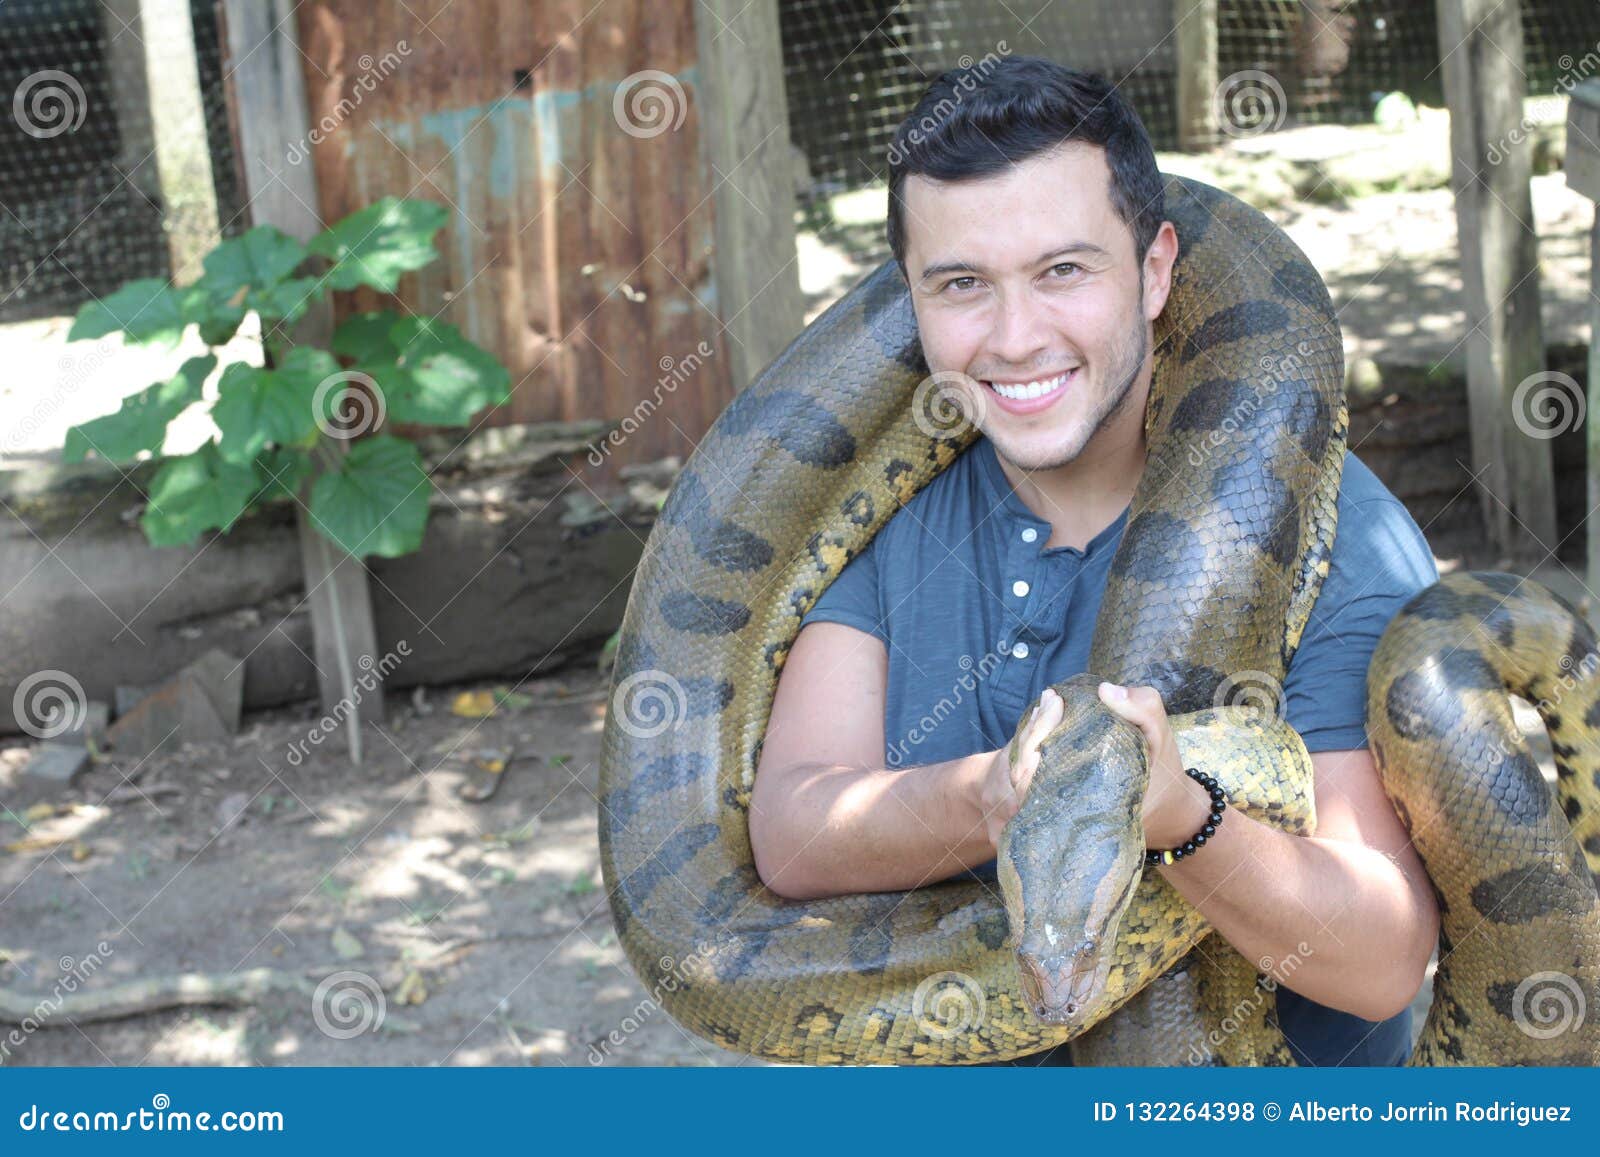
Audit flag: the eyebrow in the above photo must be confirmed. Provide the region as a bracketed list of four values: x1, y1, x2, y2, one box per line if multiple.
[917, 241, 1110, 284]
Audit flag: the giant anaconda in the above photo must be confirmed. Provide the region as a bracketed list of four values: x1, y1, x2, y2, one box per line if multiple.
[597, 175, 1600, 1065]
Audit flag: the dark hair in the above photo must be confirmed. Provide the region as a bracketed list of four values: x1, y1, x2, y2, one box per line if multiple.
[885, 56, 1165, 274]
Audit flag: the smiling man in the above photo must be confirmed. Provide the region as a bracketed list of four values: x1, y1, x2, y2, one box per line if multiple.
[747, 57, 1440, 1066]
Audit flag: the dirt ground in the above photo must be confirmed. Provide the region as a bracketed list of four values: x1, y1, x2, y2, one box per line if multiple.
[0, 662, 748, 1067]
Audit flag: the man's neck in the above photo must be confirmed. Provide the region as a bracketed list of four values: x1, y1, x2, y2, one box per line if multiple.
[993, 373, 1150, 552]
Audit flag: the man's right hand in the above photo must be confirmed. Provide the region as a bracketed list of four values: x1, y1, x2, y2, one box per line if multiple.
[976, 686, 1065, 849]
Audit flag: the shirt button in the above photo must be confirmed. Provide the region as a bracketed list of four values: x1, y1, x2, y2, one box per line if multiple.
[1011, 641, 1030, 659]
[1012, 580, 1030, 598]
[1021, 527, 1039, 544]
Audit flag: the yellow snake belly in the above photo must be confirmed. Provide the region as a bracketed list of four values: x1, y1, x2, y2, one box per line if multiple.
[596, 174, 1600, 1065]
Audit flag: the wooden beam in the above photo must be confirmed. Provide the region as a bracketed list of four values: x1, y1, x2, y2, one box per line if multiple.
[693, 0, 804, 392]
[1175, 0, 1218, 151]
[220, 0, 384, 762]
[1569, 80, 1600, 592]
[1437, 0, 1556, 560]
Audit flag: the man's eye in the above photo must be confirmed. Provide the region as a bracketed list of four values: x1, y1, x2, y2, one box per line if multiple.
[944, 276, 978, 293]
[1050, 262, 1080, 278]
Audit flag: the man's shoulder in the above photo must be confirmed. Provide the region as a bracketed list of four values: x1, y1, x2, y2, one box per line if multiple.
[872, 438, 992, 551]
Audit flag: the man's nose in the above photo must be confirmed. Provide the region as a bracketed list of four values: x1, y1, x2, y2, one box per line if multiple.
[987, 290, 1052, 368]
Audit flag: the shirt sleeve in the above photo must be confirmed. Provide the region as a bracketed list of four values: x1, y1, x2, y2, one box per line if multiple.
[798, 533, 890, 644]
[1281, 494, 1439, 753]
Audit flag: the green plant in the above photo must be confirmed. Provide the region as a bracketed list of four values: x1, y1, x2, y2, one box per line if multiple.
[63, 197, 511, 560]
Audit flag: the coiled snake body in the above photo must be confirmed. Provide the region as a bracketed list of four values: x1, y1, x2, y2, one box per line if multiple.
[598, 176, 1600, 1065]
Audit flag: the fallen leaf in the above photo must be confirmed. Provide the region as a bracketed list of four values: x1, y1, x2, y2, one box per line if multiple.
[70, 841, 91, 862]
[21, 803, 55, 824]
[395, 969, 428, 1005]
[331, 926, 364, 960]
[451, 690, 498, 718]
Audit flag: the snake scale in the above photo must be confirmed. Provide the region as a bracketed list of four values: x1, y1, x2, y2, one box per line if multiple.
[597, 175, 1600, 1065]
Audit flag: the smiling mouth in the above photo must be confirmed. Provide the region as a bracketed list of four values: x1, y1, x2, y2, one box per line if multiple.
[982, 368, 1077, 402]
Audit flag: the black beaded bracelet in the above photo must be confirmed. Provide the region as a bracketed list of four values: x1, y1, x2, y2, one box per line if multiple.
[1144, 767, 1227, 867]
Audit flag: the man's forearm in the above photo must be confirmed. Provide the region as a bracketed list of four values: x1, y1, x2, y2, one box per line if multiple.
[750, 753, 996, 900]
[1159, 808, 1436, 1022]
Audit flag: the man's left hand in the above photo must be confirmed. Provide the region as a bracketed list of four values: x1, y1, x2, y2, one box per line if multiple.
[1097, 681, 1214, 852]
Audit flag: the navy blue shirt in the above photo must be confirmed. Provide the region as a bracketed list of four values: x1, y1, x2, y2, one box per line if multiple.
[800, 437, 1438, 1065]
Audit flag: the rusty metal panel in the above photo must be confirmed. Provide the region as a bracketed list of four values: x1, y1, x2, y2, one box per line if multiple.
[294, 0, 729, 464]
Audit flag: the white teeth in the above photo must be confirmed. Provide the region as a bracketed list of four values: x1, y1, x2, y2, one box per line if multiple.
[989, 371, 1072, 401]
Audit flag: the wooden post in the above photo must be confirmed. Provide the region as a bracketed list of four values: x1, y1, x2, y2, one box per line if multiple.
[1175, 0, 1218, 151]
[1566, 81, 1600, 592]
[220, 0, 384, 761]
[693, 0, 804, 391]
[1437, 0, 1556, 561]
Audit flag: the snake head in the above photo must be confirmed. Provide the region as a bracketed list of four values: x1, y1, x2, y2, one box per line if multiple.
[998, 675, 1149, 1027]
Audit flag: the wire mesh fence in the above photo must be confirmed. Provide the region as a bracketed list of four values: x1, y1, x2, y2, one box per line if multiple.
[0, 0, 244, 323]
[781, 0, 1600, 206]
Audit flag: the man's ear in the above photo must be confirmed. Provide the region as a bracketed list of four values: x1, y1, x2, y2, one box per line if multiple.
[1142, 220, 1180, 322]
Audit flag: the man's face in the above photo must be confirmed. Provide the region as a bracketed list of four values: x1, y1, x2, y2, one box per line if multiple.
[900, 143, 1172, 471]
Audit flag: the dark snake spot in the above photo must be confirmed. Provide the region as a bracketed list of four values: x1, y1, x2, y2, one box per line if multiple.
[1167, 376, 1259, 434]
[859, 264, 928, 373]
[609, 752, 718, 825]
[1483, 748, 1553, 826]
[1405, 583, 1516, 650]
[1142, 660, 1227, 714]
[717, 388, 857, 468]
[1270, 258, 1331, 314]
[841, 490, 874, 526]
[613, 822, 721, 929]
[1384, 649, 1497, 742]
[1470, 861, 1598, 924]
[659, 470, 775, 572]
[1111, 511, 1204, 585]
[1179, 300, 1290, 365]
[1210, 456, 1299, 568]
[661, 591, 751, 636]
[974, 909, 1010, 951]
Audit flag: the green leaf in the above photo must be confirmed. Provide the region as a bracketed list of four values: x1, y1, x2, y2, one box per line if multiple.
[309, 435, 431, 559]
[245, 276, 321, 328]
[309, 198, 448, 293]
[212, 348, 341, 464]
[195, 301, 248, 347]
[331, 310, 405, 364]
[386, 317, 511, 426]
[63, 355, 215, 464]
[197, 226, 307, 301]
[68, 279, 188, 349]
[254, 447, 314, 502]
[140, 444, 260, 547]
